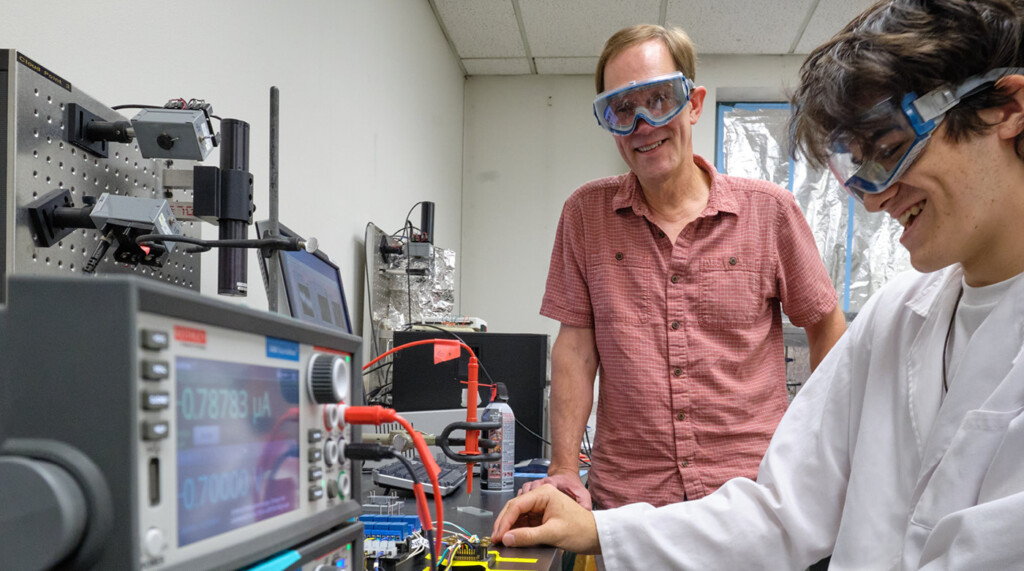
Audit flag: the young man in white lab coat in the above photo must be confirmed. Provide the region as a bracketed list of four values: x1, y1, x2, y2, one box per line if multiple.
[490, 0, 1024, 568]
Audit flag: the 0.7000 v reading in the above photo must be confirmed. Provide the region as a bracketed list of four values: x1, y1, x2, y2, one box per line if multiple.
[178, 467, 271, 512]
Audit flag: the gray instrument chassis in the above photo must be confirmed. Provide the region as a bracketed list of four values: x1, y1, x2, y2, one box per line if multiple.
[0, 276, 364, 570]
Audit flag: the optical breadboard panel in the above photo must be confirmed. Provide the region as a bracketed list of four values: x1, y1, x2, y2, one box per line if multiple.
[0, 49, 201, 304]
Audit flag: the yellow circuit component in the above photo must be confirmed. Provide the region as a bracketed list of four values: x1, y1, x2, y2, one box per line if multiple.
[422, 548, 539, 570]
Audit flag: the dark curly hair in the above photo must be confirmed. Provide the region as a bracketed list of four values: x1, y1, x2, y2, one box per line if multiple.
[790, 0, 1024, 167]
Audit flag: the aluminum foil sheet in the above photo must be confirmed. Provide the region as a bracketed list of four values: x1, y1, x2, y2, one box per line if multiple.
[366, 223, 456, 336]
[721, 107, 791, 188]
[721, 105, 912, 313]
[375, 247, 456, 332]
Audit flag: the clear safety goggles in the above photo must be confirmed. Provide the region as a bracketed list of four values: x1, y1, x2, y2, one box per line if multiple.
[827, 67, 1024, 202]
[593, 71, 695, 136]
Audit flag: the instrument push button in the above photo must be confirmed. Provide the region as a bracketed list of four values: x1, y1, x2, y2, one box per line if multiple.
[143, 527, 166, 558]
[308, 428, 323, 443]
[141, 359, 170, 380]
[140, 329, 169, 350]
[142, 391, 171, 410]
[142, 421, 170, 441]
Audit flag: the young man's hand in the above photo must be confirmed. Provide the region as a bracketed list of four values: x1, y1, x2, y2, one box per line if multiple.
[491, 484, 601, 554]
[518, 469, 593, 510]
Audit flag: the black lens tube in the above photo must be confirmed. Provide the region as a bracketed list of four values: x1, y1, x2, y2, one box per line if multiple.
[217, 119, 250, 296]
[420, 201, 435, 244]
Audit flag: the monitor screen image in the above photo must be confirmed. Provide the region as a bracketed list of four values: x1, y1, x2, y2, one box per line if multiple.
[280, 248, 352, 334]
[255, 220, 353, 335]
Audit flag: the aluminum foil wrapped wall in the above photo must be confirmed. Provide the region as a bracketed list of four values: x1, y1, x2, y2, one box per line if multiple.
[363, 223, 459, 400]
[372, 248, 456, 332]
[720, 105, 911, 313]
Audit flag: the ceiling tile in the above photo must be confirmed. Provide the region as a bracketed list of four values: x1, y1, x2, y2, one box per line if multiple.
[463, 58, 533, 75]
[535, 57, 601, 75]
[794, 0, 878, 53]
[519, 0, 662, 57]
[435, 0, 526, 58]
[666, 0, 817, 54]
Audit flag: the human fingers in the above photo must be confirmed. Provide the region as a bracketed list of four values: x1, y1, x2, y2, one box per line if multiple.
[491, 487, 551, 542]
[539, 474, 592, 510]
[497, 486, 601, 554]
[518, 478, 545, 496]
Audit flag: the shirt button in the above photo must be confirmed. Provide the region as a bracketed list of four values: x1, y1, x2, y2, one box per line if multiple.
[615, 252, 624, 261]
[670, 274, 680, 284]
[729, 256, 738, 266]
[675, 412, 685, 421]
[680, 460, 689, 468]
[671, 321, 680, 330]
[658, 230, 665, 238]
[673, 367, 682, 377]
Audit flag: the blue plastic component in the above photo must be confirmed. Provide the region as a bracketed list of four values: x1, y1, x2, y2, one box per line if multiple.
[245, 550, 301, 571]
[358, 514, 422, 541]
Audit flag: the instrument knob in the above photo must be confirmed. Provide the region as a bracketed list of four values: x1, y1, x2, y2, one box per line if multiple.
[307, 353, 350, 404]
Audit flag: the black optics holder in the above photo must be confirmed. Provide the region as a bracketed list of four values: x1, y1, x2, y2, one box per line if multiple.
[191, 118, 254, 296]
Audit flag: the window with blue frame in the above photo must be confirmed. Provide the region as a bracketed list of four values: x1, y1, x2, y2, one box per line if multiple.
[715, 101, 910, 313]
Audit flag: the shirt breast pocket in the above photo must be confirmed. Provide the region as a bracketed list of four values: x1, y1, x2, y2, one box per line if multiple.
[589, 257, 652, 324]
[911, 407, 1023, 530]
[698, 256, 771, 329]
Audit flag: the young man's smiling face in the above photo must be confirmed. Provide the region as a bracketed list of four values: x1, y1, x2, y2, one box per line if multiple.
[861, 103, 1024, 286]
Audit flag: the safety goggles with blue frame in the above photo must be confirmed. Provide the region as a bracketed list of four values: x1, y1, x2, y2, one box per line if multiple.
[593, 71, 696, 136]
[827, 67, 1024, 202]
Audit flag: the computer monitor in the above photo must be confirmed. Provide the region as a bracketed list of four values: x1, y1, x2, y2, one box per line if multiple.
[391, 331, 549, 463]
[255, 220, 352, 334]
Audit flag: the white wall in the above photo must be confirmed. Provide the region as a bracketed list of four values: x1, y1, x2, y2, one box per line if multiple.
[0, 0, 465, 335]
[460, 54, 806, 340]
[1, 1, 810, 350]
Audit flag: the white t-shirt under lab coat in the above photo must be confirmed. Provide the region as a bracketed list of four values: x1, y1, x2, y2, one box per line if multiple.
[593, 265, 1024, 570]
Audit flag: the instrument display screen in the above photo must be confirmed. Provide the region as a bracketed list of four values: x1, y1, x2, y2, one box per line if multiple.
[175, 356, 301, 547]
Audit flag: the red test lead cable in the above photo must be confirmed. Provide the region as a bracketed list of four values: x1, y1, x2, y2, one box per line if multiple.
[362, 339, 487, 491]
[342, 405, 445, 558]
[463, 356, 479, 494]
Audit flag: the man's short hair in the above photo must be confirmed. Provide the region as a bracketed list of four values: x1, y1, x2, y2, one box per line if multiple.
[791, 0, 1024, 167]
[595, 24, 698, 94]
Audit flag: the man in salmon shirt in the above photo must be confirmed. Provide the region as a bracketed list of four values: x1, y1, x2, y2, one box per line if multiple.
[521, 23, 845, 516]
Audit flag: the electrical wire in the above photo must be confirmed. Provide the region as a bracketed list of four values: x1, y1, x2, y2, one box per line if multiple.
[110, 102, 223, 121]
[438, 520, 473, 537]
[135, 233, 302, 254]
[443, 538, 463, 571]
[403, 201, 426, 231]
[110, 104, 162, 111]
[404, 322, 554, 447]
[366, 381, 392, 405]
[580, 426, 593, 467]
[405, 234, 413, 329]
[386, 450, 436, 570]
[363, 360, 392, 378]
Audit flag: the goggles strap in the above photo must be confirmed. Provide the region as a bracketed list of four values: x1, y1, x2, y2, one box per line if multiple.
[913, 67, 1024, 122]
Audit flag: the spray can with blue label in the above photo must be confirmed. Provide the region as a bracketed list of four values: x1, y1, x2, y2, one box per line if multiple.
[480, 382, 515, 492]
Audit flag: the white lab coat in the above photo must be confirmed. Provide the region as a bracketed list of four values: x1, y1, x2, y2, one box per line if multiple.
[594, 265, 1024, 570]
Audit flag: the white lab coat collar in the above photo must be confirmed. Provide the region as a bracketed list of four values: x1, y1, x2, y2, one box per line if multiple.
[905, 266, 962, 454]
[909, 266, 1024, 512]
[904, 265, 959, 318]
